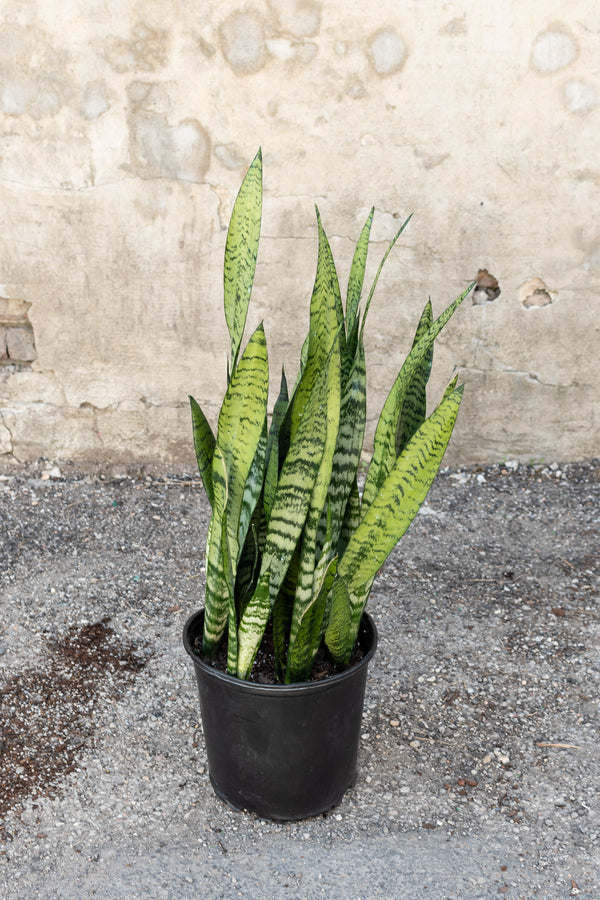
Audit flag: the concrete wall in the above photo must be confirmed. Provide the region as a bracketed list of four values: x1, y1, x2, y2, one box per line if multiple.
[0, 1, 598, 466]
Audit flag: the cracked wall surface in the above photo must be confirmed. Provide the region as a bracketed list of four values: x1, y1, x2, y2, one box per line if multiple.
[0, 1, 599, 465]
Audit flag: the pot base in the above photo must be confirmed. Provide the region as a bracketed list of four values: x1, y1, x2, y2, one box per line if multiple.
[183, 609, 377, 821]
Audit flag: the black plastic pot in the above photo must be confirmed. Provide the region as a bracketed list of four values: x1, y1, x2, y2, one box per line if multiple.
[182, 609, 378, 821]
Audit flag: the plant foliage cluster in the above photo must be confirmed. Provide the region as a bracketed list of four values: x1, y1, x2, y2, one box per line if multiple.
[190, 150, 472, 682]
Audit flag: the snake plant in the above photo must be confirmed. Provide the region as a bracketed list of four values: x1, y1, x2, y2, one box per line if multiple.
[190, 149, 473, 683]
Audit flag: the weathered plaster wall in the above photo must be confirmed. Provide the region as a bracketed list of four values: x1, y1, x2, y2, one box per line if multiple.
[0, 1, 598, 465]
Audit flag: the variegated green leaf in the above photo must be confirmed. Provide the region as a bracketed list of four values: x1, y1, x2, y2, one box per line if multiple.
[396, 299, 433, 456]
[315, 331, 366, 561]
[338, 385, 464, 652]
[286, 502, 336, 683]
[363, 283, 473, 512]
[237, 365, 330, 677]
[216, 322, 269, 558]
[234, 517, 261, 616]
[224, 149, 262, 371]
[290, 209, 343, 441]
[264, 368, 289, 521]
[189, 395, 215, 507]
[272, 541, 300, 680]
[286, 555, 337, 683]
[238, 420, 267, 561]
[439, 373, 459, 403]
[337, 474, 361, 560]
[324, 574, 352, 667]
[286, 347, 341, 673]
[202, 446, 230, 656]
[237, 572, 270, 679]
[217, 498, 238, 676]
[316, 208, 346, 359]
[202, 326, 268, 655]
[345, 207, 374, 341]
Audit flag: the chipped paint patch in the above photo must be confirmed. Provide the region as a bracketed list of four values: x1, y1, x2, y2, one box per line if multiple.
[219, 10, 266, 74]
[519, 277, 557, 309]
[368, 28, 407, 77]
[530, 25, 577, 74]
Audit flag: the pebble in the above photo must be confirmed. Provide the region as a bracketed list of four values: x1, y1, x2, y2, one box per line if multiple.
[41, 465, 62, 480]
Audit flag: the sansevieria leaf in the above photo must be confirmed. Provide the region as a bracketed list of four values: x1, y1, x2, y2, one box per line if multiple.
[189, 395, 216, 507]
[315, 330, 366, 561]
[216, 323, 269, 559]
[324, 574, 352, 667]
[287, 555, 337, 683]
[395, 299, 433, 456]
[290, 209, 342, 441]
[236, 362, 331, 678]
[224, 149, 263, 372]
[211, 447, 238, 675]
[363, 283, 473, 512]
[286, 341, 341, 679]
[338, 385, 464, 650]
[202, 445, 229, 656]
[264, 368, 289, 521]
[345, 207, 374, 342]
[202, 324, 268, 656]
[238, 420, 267, 563]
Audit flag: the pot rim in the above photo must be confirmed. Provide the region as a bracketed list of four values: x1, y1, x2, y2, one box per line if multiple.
[182, 607, 378, 697]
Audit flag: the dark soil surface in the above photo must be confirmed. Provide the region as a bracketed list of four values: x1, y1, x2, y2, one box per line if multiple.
[0, 457, 599, 899]
[194, 619, 366, 684]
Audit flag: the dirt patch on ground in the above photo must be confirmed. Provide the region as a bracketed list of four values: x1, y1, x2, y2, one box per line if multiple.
[0, 620, 146, 825]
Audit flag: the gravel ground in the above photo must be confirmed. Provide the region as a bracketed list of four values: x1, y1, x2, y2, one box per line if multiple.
[0, 457, 599, 899]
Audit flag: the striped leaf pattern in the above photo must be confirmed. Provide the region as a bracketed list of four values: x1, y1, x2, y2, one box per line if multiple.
[202, 325, 268, 655]
[345, 207, 374, 340]
[336, 385, 464, 653]
[237, 573, 270, 679]
[362, 283, 473, 512]
[236, 364, 330, 678]
[272, 543, 300, 679]
[337, 475, 361, 560]
[315, 332, 366, 561]
[238, 421, 267, 562]
[324, 574, 352, 667]
[395, 300, 433, 456]
[189, 395, 216, 508]
[216, 323, 269, 555]
[287, 555, 337, 683]
[212, 449, 238, 675]
[264, 368, 289, 521]
[202, 446, 230, 656]
[224, 149, 262, 371]
[290, 209, 342, 441]
[286, 344, 341, 678]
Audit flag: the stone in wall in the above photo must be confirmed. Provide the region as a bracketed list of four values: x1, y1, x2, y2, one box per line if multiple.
[0, 297, 37, 365]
